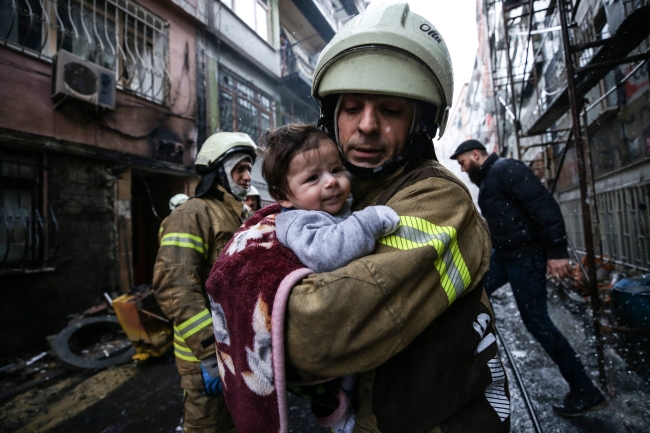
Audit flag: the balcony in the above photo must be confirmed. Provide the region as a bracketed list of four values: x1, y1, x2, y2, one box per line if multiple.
[281, 36, 318, 102]
[290, 0, 338, 41]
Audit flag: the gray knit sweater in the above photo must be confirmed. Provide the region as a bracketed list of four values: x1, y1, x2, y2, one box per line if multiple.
[275, 201, 400, 273]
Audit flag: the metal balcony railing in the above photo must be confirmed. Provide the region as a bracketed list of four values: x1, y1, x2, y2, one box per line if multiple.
[281, 38, 317, 81]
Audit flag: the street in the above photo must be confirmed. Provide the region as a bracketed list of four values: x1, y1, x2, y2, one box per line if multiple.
[1, 0, 650, 431]
[1, 282, 649, 433]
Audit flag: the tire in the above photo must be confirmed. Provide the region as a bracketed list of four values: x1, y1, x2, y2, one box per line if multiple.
[51, 315, 136, 370]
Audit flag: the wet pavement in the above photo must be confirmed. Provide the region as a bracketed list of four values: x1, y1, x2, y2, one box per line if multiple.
[1, 283, 649, 433]
[491, 282, 650, 433]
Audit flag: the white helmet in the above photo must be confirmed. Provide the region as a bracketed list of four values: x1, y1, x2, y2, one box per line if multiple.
[194, 132, 257, 197]
[313, 2, 453, 135]
[312, 2, 454, 179]
[246, 186, 260, 197]
[195, 132, 257, 173]
[169, 194, 189, 211]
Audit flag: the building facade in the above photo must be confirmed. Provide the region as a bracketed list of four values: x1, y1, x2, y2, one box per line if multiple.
[0, 0, 205, 358]
[198, 0, 365, 205]
[0, 0, 365, 359]
[441, 0, 650, 271]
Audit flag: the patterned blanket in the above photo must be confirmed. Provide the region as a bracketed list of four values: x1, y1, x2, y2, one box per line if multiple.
[205, 204, 318, 433]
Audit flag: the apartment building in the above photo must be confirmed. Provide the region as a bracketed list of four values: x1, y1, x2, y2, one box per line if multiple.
[0, 0, 206, 357]
[0, 0, 365, 359]
[441, 0, 650, 271]
[199, 0, 365, 205]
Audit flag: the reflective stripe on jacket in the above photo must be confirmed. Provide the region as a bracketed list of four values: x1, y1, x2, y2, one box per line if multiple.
[285, 161, 510, 433]
[153, 186, 246, 375]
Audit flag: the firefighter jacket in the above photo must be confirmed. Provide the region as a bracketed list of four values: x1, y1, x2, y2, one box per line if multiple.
[153, 186, 246, 375]
[285, 161, 511, 433]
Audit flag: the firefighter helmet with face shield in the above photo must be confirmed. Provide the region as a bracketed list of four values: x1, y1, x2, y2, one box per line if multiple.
[194, 132, 257, 198]
[311, 1, 454, 178]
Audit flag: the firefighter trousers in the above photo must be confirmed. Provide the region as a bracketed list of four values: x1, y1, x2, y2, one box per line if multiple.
[180, 373, 236, 433]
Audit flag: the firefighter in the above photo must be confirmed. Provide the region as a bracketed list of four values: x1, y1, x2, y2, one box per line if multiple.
[282, 3, 510, 432]
[153, 132, 256, 433]
[243, 185, 261, 214]
[158, 194, 190, 243]
[169, 193, 190, 212]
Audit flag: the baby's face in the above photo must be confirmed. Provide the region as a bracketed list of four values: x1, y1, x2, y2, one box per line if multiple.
[278, 140, 351, 214]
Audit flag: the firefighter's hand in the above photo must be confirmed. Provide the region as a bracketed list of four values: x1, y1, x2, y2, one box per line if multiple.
[547, 258, 572, 281]
[200, 356, 223, 396]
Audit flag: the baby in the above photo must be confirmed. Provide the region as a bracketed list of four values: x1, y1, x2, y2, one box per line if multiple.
[261, 124, 400, 273]
[260, 124, 400, 433]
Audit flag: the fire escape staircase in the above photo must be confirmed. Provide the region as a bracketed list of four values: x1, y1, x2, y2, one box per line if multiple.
[526, 3, 650, 135]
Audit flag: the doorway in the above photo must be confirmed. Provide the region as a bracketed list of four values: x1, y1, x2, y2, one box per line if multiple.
[131, 171, 191, 287]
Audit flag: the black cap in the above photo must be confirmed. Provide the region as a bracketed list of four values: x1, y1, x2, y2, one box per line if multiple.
[450, 140, 486, 160]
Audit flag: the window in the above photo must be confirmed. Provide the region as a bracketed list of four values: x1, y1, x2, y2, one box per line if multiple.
[223, 0, 270, 41]
[560, 184, 650, 270]
[0, 148, 54, 268]
[280, 93, 319, 126]
[0, 0, 169, 104]
[218, 70, 275, 141]
[0, 0, 44, 52]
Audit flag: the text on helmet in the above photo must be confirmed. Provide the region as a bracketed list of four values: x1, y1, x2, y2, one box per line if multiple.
[420, 23, 442, 43]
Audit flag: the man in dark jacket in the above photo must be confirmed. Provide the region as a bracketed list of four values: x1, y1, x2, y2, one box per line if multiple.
[451, 139, 607, 417]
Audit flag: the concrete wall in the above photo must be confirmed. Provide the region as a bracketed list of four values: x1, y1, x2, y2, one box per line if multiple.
[210, 1, 281, 79]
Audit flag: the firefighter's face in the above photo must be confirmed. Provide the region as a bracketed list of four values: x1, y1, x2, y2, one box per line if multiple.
[277, 139, 351, 214]
[244, 195, 259, 211]
[337, 94, 413, 168]
[231, 159, 252, 189]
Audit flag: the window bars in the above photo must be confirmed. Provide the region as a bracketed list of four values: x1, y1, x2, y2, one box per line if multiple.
[559, 183, 650, 271]
[218, 70, 274, 140]
[0, 0, 170, 104]
[0, 147, 59, 268]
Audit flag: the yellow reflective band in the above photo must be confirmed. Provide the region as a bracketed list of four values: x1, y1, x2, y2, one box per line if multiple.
[176, 309, 213, 340]
[174, 342, 200, 362]
[379, 216, 471, 304]
[160, 232, 209, 257]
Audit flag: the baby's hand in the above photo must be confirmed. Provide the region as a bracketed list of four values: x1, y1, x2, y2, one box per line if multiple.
[373, 206, 400, 235]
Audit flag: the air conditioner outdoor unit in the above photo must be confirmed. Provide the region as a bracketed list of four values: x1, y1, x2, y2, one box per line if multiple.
[51, 49, 116, 111]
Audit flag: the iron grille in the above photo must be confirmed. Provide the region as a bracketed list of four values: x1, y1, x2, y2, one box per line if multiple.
[559, 183, 650, 270]
[217, 69, 274, 140]
[0, 147, 59, 268]
[0, 0, 170, 104]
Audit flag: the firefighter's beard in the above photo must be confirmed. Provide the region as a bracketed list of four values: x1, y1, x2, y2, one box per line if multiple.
[466, 163, 483, 186]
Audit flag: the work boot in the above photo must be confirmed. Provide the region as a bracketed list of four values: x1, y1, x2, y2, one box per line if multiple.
[552, 390, 607, 417]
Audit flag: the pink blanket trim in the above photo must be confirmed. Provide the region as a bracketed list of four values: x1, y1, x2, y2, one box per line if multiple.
[271, 267, 314, 433]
